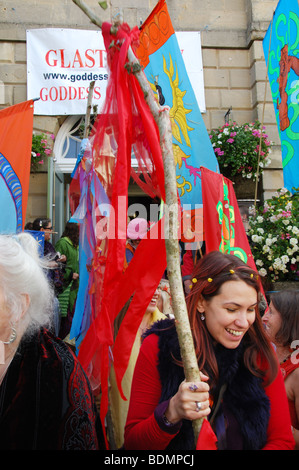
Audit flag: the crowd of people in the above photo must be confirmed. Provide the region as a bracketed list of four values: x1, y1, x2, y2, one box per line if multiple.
[0, 215, 297, 450]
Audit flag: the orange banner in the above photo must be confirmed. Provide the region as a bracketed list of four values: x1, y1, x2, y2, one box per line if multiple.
[137, 0, 175, 68]
[0, 100, 34, 232]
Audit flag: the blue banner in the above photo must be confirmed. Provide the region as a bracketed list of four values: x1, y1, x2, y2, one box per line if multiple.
[263, 0, 299, 193]
[138, 0, 219, 208]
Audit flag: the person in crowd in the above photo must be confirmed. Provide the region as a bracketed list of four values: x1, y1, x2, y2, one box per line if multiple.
[263, 290, 299, 449]
[32, 217, 66, 335]
[124, 251, 295, 450]
[55, 221, 79, 339]
[0, 233, 101, 449]
[110, 283, 166, 449]
[32, 217, 66, 290]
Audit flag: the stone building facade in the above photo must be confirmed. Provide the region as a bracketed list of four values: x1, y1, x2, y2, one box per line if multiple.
[0, 0, 282, 238]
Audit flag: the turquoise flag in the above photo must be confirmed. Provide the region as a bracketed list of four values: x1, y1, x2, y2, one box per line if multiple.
[137, 0, 219, 210]
[263, 0, 299, 193]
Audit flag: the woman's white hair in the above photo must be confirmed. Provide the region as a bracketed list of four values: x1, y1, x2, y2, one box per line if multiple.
[0, 232, 54, 337]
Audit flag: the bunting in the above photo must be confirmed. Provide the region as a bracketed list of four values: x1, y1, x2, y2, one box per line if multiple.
[0, 100, 34, 233]
[263, 0, 299, 193]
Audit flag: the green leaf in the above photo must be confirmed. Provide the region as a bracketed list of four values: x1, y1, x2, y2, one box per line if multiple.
[98, 1, 108, 10]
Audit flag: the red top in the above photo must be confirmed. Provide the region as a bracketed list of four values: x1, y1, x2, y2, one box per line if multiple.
[280, 356, 299, 429]
[124, 334, 295, 450]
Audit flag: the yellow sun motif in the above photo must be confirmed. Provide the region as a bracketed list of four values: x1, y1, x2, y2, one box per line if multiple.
[163, 54, 194, 147]
[172, 143, 191, 168]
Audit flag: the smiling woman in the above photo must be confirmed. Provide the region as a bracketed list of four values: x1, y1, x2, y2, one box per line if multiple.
[124, 251, 295, 450]
[197, 279, 257, 349]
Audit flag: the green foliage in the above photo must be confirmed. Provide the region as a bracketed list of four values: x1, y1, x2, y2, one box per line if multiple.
[248, 188, 299, 282]
[209, 120, 273, 181]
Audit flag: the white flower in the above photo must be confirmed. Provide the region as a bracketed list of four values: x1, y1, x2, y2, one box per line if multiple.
[290, 238, 298, 246]
[223, 128, 229, 135]
[256, 259, 263, 266]
[281, 255, 289, 264]
[258, 268, 267, 277]
[257, 216, 264, 223]
[257, 228, 264, 234]
[263, 245, 270, 253]
[265, 238, 272, 246]
[273, 258, 283, 269]
[282, 219, 289, 225]
[291, 258, 296, 264]
[292, 226, 299, 235]
[252, 234, 260, 243]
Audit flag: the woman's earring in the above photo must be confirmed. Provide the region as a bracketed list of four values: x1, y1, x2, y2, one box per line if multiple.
[200, 313, 205, 321]
[0, 323, 17, 365]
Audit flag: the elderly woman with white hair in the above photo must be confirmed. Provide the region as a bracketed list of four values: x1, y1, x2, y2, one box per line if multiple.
[0, 232, 101, 449]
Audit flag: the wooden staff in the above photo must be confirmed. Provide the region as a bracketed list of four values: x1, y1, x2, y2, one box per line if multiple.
[72, 0, 204, 444]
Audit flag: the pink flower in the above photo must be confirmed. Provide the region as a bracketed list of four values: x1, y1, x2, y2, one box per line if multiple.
[227, 138, 234, 143]
[230, 132, 237, 137]
[38, 160, 44, 165]
[44, 148, 52, 155]
[282, 210, 291, 217]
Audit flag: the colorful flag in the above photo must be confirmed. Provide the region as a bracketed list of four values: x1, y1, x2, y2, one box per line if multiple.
[263, 0, 299, 193]
[68, 21, 167, 443]
[0, 100, 34, 233]
[137, 0, 219, 211]
[201, 167, 257, 271]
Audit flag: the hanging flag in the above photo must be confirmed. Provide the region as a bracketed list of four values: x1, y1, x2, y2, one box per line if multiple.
[137, 0, 219, 213]
[201, 167, 257, 271]
[263, 0, 299, 193]
[68, 21, 167, 444]
[0, 100, 34, 233]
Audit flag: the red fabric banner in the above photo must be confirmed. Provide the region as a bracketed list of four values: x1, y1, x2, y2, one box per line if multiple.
[0, 100, 34, 232]
[71, 22, 167, 440]
[201, 166, 257, 271]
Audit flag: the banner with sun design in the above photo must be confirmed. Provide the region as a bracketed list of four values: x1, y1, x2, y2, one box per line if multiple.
[263, 0, 299, 193]
[137, 0, 219, 215]
[0, 100, 34, 233]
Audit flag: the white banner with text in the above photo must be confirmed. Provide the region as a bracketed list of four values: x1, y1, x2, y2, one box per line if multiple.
[26, 28, 205, 115]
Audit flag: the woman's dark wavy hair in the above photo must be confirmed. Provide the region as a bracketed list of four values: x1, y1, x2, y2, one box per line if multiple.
[186, 251, 278, 387]
[270, 290, 299, 347]
[61, 221, 79, 248]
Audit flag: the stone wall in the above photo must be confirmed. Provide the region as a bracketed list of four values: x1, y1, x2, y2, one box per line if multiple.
[0, 0, 281, 222]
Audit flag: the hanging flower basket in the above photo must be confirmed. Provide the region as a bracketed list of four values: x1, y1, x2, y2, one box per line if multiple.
[209, 120, 273, 182]
[31, 132, 55, 173]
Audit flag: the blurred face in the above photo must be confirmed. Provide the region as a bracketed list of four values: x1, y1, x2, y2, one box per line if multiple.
[197, 280, 257, 349]
[262, 301, 282, 345]
[146, 287, 161, 314]
[42, 222, 52, 242]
